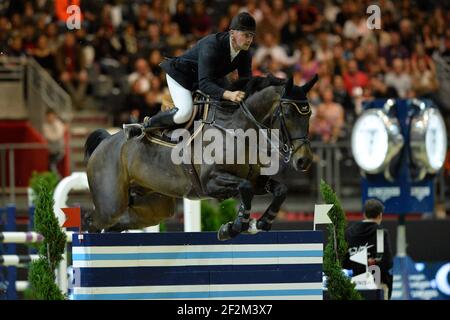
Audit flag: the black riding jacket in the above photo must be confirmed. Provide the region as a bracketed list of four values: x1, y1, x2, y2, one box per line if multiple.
[342, 221, 394, 299]
[160, 32, 252, 100]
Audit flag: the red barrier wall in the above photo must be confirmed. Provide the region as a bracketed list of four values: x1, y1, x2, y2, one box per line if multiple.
[0, 120, 70, 187]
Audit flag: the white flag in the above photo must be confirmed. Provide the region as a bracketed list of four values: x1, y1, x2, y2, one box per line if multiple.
[350, 247, 368, 267]
[313, 204, 333, 230]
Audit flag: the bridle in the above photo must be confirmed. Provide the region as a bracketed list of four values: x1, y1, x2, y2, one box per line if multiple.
[272, 98, 311, 163]
[239, 95, 311, 163]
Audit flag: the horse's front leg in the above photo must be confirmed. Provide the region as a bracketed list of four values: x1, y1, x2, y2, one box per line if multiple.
[217, 180, 254, 241]
[206, 172, 254, 241]
[256, 179, 288, 231]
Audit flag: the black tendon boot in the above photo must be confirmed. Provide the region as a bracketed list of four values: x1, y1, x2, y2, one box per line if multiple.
[143, 107, 179, 130]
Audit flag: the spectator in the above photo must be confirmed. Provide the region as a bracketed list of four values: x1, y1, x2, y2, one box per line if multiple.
[295, 44, 319, 84]
[33, 0, 54, 16]
[380, 32, 410, 65]
[128, 58, 153, 95]
[262, 0, 288, 33]
[295, 0, 321, 34]
[315, 29, 334, 66]
[343, 199, 394, 300]
[370, 76, 398, 99]
[331, 42, 346, 75]
[120, 23, 138, 65]
[253, 32, 300, 71]
[399, 18, 416, 54]
[172, 0, 191, 36]
[334, 0, 353, 32]
[160, 11, 173, 38]
[166, 22, 187, 51]
[190, 1, 212, 38]
[6, 34, 26, 59]
[149, 0, 168, 23]
[342, 59, 369, 96]
[239, 0, 264, 24]
[55, 32, 88, 109]
[42, 109, 66, 177]
[411, 57, 438, 97]
[420, 23, 440, 56]
[216, 16, 231, 33]
[31, 34, 55, 75]
[143, 90, 162, 119]
[280, 7, 303, 48]
[10, 13, 22, 30]
[310, 87, 344, 143]
[148, 49, 164, 80]
[134, 3, 151, 37]
[384, 58, 412, 98]
[35, 13, 50, 35]
[21, 22, 36, 54]
[143, 22, 167, 56]
[44, 22, 60, 54]
[333, 74, 355, 121]
[0, 16, 10, 49]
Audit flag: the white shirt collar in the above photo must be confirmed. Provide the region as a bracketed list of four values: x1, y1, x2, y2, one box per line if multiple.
[230, 36, 240, 61]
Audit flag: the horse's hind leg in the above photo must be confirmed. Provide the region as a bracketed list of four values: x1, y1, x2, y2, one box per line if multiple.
[106, 193, 176, 232]
[86, 166, 130, 231]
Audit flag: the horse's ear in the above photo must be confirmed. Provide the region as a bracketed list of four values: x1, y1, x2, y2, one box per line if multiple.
[300, 74, 319, 93]
[285, 77, 294, 95]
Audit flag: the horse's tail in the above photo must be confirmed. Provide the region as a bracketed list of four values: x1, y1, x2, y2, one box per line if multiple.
[84, 129, 111, 161]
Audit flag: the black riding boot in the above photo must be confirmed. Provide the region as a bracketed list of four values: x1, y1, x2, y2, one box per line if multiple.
[143, 107, 179, 130]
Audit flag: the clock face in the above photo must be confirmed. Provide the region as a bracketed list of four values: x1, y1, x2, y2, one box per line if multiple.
[351, 113, 389, 172]
[425, 110, 447, 171]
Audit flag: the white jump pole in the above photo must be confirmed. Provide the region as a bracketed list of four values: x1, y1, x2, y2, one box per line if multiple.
[53, 172, 90, 295]
[183, 199, 201, 232]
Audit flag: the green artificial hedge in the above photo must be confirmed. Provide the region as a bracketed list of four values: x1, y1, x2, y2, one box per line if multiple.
[27, 172, 66, 300]
[320, 179, 362, 300]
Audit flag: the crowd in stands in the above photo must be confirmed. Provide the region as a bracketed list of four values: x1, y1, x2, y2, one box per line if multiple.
[0, 0, 449, 144]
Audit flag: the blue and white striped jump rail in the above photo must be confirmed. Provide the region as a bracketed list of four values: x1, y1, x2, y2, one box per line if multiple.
[0, 232, 44, 243]
[71, 231, 324, 300]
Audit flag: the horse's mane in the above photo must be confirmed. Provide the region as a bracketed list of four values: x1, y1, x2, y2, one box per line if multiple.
[227, 74, 286, 98]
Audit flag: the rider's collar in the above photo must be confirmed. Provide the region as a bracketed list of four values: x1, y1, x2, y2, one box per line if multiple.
[230, 37, 240, 61]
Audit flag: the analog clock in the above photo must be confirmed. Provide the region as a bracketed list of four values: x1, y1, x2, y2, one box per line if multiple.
[410, 106, 447, 180]
[351, 103, 404, 180]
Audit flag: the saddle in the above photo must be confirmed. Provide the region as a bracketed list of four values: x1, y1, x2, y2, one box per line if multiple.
[126, 90, 240, 147]
[151, 90, 210, 144]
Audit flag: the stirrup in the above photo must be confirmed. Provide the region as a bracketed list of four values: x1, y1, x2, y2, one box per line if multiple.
[123, 123, 145, 140]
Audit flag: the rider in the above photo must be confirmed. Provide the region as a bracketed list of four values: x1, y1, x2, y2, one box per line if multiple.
[143, 12, 256, 130]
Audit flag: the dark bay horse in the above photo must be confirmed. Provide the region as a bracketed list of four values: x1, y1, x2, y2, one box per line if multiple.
[83, 75, 318, 240]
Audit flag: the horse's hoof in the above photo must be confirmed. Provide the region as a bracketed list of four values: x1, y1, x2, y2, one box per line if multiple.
[217, 222, 234, 241]
[256, 220, 272, 232]
[242, 219, 261, 235]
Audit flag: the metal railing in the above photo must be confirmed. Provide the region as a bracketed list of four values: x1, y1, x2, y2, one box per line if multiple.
[0, 56, 27, 120]
[308, 140, 449, 205]
[26, 58, 73, 130]
[0, 143, 48, 206]
[0, 140, 448, 210]
[312, 141, 350, 200]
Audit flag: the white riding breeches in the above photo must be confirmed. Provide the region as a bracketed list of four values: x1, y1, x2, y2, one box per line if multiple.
[166, 74, 193, 124]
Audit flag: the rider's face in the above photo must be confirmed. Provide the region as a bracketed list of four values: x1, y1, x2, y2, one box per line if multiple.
[231, 30, 255, 51]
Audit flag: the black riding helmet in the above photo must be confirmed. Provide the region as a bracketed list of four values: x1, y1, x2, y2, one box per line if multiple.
[230, 12, 256, 34]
